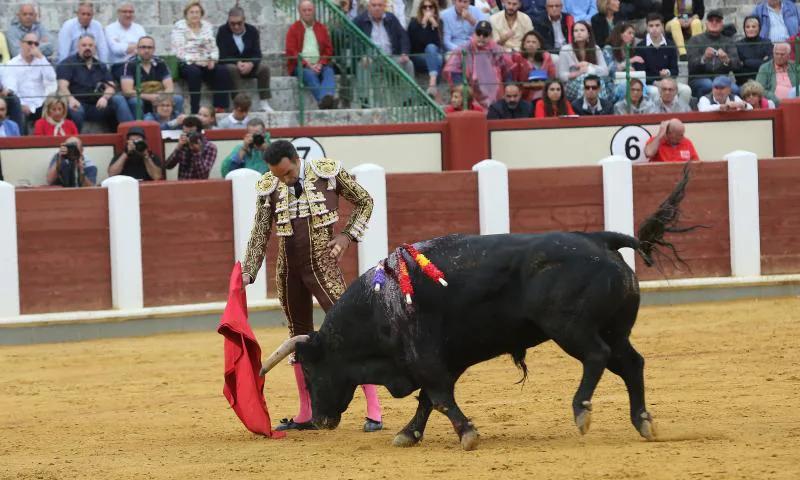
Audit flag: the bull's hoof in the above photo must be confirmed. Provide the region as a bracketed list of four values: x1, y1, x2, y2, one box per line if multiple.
[460, 429, 480, 451]
[575, 400, 592, 435]
[392, 431, 421, 447]
[638, 412, 657, 441]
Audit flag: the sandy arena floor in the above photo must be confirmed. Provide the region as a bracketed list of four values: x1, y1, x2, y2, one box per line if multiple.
[1, 298, 799, 479]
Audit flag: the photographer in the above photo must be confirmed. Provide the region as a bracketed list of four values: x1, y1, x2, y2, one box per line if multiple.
[220, 118, 270, 177]
[164, 115, 217, 180]
[46, 137, 97, 188]
[108, 126, 163, 181]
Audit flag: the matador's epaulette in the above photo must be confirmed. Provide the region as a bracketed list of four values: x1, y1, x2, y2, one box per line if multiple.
[256, 173, 279, 199]
[309, 158, 342, 191]
[309, 158, 342, 179]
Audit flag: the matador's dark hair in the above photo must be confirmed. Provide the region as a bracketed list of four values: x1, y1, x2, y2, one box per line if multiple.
[265, 140, 299, 166]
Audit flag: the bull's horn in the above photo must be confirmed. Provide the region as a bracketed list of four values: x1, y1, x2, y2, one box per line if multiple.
[259, 335, 310, 377]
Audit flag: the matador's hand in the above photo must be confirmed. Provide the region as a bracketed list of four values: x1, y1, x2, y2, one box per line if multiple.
[241, 273, 252, 289]
[327, 234, 351, 262]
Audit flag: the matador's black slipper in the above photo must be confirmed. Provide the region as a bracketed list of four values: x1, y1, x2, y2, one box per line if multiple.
[274, 417, 318, 431]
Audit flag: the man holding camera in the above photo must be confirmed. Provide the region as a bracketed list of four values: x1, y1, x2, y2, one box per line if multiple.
[164, 116, 218, 180]
[220, 118, 270, 177]
[46, 137, 97, 187]
[56, 33, 134, 132]
[108, 126, 163, 181]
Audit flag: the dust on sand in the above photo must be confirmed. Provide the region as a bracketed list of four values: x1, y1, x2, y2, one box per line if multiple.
[1, 298, 799, 479]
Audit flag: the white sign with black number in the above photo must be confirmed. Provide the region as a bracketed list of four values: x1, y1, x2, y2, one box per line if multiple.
[291, 137, 327, 162]
[610, 125, 652, 163]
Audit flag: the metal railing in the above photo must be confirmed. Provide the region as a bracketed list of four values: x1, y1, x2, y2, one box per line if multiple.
[278, 0, 445, 124]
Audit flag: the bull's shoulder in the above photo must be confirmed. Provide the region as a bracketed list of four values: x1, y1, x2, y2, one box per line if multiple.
[256, 172, 279, 197]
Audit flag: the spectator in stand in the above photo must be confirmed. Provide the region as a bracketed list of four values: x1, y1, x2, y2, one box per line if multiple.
[662, 0, 704, 60]
[217, 6, 273, 113]
[354, 0, 416, 107]
[557, 20, 610, 102]
[490, 0, 534, 53]
[603, 23, 643, 102]
[737, 16, 773, 85]
[362, 0, 410, 27]
[751, 0, 799, 43]
[3, 32, 57, 133]
[217, 93, 252, 129]
[591, 0, 625, 48]
[653, 76, 692, 112]
[171, 0, 232, 114]
[687, 10, 742, 98]
[697, 75, 752, 111]
[613, 77, 656, 114]
[443, 21, 514, 108]
[619, 0, 652, 21]
[56, 33, 134, 132]
[636, 13, 692, 103]
[741, 80, 777, 109]
[286, 0, 337, 110]
[120, 36, 184, 119]
[756, 42, 799, 102]
[534, 79, 576, 116]
[511, 30, 557, 102]
[535, 0, 574, 53]
[165, 115, 217, 179]
[108, 126, 163, 181]
[144, 94, 186, 130]
[571, 73, 613, 114]
[441, 0, 489, 53]
[408, 0, 444, 99]
[522, 0, 548, 22]
[644, 119, 698, 163]
[443, 84, 486, 112]
[8, 4, 54, 59]
[58, 1, 109, 64]
[487, 83, 533, 118]
[34, 96, 80, 136]
[564, 0, 596, 23]
[105, 2, 147, 81]
[197, 105, 217, 129]
[0, 99, 20, 137]
[47, 137, 97, 187]
[220, 117, 271, 177]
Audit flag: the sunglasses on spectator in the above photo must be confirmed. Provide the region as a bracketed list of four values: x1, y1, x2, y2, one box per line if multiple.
[476, 31, 490, 37]
[24, 40, 40, 46]
[584, 85, 599, 90]
[422, 4, 435, 9]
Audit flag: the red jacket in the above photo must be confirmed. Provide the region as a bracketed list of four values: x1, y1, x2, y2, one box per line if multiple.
[285, 20, 334, 75]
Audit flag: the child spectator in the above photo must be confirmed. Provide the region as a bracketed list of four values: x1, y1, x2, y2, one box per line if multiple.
[217, 93, 252, 130]
[197, 105, 217, 130]
[443, 84, 486, 112]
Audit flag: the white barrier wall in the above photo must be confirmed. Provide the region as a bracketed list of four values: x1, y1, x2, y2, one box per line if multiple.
[473, 160, 510, 235]
[227, 168, 268, 302]
[600, 155, 636, 270]
[102, 176, 144, 310]
[725, 151, 762, 277]
[0, 181, 20, 317]
[352, 164, 389, 274]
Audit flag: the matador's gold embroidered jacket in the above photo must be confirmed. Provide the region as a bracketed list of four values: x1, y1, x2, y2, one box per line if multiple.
[241, 158, 374, 280]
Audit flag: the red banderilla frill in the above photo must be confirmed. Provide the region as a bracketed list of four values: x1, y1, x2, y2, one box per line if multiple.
[372, 244, 448, 305]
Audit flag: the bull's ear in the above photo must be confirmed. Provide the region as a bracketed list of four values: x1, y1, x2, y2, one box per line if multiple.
[295, 333, 324, 363]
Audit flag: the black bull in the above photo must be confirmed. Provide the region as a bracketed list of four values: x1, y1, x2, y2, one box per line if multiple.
[260, 163, 700, 450]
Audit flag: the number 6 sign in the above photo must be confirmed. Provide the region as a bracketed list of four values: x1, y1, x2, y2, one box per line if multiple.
[610, 125, 652, 162]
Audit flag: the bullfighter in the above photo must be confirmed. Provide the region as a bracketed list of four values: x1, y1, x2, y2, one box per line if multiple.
[241, 140, 383, 432]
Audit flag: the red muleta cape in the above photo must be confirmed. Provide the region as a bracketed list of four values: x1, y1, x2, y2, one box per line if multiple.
[217, 262, 285, 438]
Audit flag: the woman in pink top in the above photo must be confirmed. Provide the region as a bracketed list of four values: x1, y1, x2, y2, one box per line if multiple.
[171, 0, 232, 114]
[511, 31, 556, 103]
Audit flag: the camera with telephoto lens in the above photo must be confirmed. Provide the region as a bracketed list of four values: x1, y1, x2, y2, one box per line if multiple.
[252, 133, 265, 147]
[65, 143, 81, 162]
[132, 138, 147, 153]
[187, 131, 201, 145]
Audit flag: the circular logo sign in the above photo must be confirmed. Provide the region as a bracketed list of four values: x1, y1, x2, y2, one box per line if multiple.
[610, 125, 652, 162]
[290, 137, 327, 161]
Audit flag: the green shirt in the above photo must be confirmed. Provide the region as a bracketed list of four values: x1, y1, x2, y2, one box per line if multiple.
[220, 138, 271, 178]
[300, 22, 320, 65]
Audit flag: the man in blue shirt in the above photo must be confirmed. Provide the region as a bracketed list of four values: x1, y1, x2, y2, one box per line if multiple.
[57, 1, 109, 63]
[0, 98, 21, 137]
[56, 33, 134, 132]
[441, 0, 489, 53]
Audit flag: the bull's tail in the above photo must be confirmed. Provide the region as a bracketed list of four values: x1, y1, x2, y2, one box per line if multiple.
[635, 161, 707, 268]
